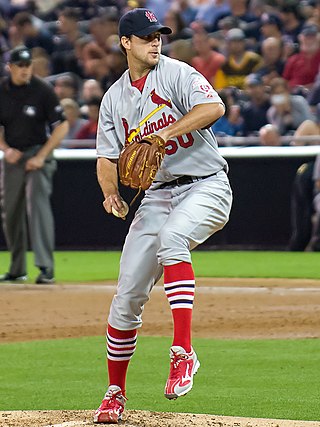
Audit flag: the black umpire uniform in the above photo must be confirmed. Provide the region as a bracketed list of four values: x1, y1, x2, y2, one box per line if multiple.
[0, 46, 68, 283]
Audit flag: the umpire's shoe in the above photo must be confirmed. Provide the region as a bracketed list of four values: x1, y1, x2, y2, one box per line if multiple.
[35, 267, 55, 284]
[164, 346, 200, 400]
[94, 385, 126, 424]
[0, 273, 27, 283]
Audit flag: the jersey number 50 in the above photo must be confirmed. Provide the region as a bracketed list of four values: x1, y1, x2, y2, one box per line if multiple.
[165, 133, 194, 155]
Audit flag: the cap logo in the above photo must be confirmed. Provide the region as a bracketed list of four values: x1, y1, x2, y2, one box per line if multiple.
[20, 51, 30, 59]
[145, 10, 157, 23]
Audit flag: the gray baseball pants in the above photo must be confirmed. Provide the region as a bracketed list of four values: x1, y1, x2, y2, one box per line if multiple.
[0, 146, 56, 276]
[108, 170, 233, 330]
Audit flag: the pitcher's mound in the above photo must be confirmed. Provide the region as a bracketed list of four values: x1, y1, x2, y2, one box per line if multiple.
[1, 410, 319, 427]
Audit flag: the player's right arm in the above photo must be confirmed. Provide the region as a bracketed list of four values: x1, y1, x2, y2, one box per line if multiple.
[97, 157, 125, 214]
[96, 87, 128, 215]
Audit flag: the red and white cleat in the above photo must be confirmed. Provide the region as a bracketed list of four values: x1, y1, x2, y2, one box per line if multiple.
[164, 346, 200, 400]
[93, 385, 126, 424]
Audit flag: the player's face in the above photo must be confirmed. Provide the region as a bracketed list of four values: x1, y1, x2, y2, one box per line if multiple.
[9, 62, 33, 85]
[126, 32, 162, 67]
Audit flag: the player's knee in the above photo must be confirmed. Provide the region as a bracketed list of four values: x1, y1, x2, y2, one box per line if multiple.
[157, 228, 190, 264]
[109, 293, 147, 330]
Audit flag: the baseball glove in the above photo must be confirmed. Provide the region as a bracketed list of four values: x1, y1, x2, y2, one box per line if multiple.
[118, 134, 166, 191]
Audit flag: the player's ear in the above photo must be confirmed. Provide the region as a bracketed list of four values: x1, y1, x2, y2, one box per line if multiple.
[120, 36, 131, 52]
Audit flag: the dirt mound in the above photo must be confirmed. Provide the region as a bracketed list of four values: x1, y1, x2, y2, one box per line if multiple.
[1, 410, 319, 427]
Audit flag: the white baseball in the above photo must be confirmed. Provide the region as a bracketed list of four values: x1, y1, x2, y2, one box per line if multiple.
[112, 201, 129, 218]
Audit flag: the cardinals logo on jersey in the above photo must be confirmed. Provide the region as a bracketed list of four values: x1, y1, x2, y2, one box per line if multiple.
[150, 89, 172, 109]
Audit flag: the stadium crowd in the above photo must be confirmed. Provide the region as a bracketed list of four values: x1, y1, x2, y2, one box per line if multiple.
[0, 0, 320, 146]
[0, 0, 320, 251]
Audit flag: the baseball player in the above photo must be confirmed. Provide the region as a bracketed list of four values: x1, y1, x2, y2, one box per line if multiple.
[94, 8, 232, 424]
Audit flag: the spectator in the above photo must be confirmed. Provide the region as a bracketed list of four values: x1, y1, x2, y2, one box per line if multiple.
[80, 79, 104, 105]
[259, 13, 283, 41]
[259, 124, 282, 146]
[310, 154, 320, 250]
[168, 38, 195, 65]
[88, 13, 119, 51]
[54, 74, 79, 101]
[30, 47, 51, 78]
[241, 73, 270, 136]
[171, 0, 198, 26]
[211, 88, 243, 136]
[191, 30, 225, 84]
[290, 103, 320, 146]
[308, 76, 320, 109]
[81, 39, 109, 81]
[211, 0, 260, 39]
[214, 28, 263, 89]
[288, 109, 320, 251]
[289, 160, 315, 251]
[195, 0, 230, 31]
[76, 96, 101, 140]
[279, 3, 304, 44]
[12, 11, 55, 55]
[162, 9, 193, 46]
[267, 77, 313, 135]
[256, 37, 285, 85]
[282, 24, 320, 90]
[60, 98, 89, 140]
[103, 44, 128, 91]
[51, 7, 85, 74]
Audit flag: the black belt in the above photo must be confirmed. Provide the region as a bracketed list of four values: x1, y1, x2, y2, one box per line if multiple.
[158, 172, 217, 189]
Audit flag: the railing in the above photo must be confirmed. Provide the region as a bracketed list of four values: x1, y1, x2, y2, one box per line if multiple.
[1, 137, 320, 160]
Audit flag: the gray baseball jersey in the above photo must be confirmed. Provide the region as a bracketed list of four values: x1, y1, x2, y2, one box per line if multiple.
[96, 54, 227, 182]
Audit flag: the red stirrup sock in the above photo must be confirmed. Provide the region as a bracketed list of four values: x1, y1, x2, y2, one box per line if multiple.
[164, 262, 195, 353]
[106, 324, 137, 395]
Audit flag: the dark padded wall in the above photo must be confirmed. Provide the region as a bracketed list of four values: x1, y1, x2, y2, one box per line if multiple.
[0, 156, 314, 250]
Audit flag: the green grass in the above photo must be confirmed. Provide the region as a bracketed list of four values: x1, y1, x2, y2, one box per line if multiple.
[0, 336, 319, 421]
[1, 250, 320, 281]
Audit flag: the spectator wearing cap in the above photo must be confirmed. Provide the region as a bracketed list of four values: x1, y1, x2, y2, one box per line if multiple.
[260, 13, 283, 41]
[241, 73, 271, 136]
[283, 24, 320, 89]
[214, 28, 263, 89]
[191, 30, 225, 84]
[256, 37, 285, 85]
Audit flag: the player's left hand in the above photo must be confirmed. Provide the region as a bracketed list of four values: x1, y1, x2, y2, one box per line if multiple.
[25, 155, 45, 171]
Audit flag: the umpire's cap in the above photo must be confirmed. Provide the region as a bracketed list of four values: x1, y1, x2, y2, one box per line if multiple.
[119, 8, 172, 38]
[8, 45, 32, 65]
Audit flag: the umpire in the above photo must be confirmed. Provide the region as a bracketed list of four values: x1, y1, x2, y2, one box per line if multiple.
[0, 46, 68, 284]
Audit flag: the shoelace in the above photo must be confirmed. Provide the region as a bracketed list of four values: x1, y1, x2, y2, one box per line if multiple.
[170, 351, 189, 377]
[102, 391, 127, 409]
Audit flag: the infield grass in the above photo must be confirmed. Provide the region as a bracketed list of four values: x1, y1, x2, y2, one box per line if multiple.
[0, 336, 319, 421]
[0, 250, 319, 281]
